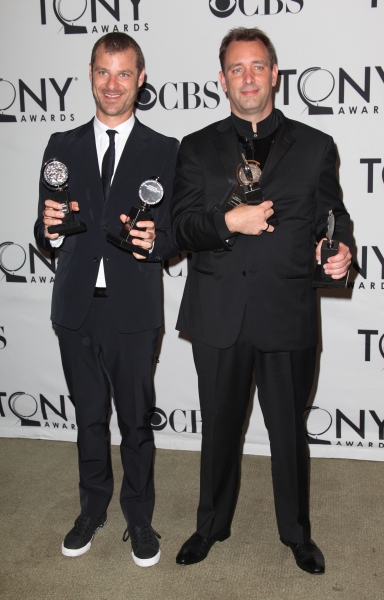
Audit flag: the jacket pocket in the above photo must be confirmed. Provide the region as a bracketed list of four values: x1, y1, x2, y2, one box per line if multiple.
[193, 266, 215, 276]
[282, 274, 313, 280]
[139, 262, 162, 272]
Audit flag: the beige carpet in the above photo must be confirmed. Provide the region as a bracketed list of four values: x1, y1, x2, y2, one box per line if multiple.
[1, 438, 383, 600]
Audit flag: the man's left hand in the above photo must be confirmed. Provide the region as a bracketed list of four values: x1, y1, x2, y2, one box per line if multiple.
[119, 214, 156, 260]
[316, 239, 352, 279]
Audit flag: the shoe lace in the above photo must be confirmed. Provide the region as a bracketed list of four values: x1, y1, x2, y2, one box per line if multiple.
[122, 525, 161, 545]
[73, 515, 93, 538]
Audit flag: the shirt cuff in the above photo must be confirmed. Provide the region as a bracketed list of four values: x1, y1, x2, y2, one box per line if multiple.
[50, 236, 64, 248]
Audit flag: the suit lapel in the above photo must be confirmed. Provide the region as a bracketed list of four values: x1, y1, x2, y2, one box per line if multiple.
[107, 120, 148, 202]
[259, 122, 295, 184]
[213, 121, 242, 188]
[75, 119, 104, 205]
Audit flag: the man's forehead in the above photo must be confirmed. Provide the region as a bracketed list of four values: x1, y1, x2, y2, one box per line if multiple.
[94, 46, 135, 61]
[225, 40, 268, 62]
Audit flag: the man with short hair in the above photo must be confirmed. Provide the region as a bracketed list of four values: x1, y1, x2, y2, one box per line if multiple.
[34, 32, 179, 567]
[171, 27, 352, 573]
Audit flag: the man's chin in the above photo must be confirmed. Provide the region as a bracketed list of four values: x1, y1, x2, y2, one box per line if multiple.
[97, 104, 127, 118]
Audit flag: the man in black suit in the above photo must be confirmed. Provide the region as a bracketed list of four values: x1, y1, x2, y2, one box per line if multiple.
[34, 32, 179, 567]
[171, 27, 352, 573]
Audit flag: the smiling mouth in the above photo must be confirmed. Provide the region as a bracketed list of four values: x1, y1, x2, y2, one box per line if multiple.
[103, 92, 122, 99]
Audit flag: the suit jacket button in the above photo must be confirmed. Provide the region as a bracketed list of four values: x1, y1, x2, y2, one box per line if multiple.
[93, 257, 100, 263]
[242, 271, 246, 276]
[102, 225, 108, 231]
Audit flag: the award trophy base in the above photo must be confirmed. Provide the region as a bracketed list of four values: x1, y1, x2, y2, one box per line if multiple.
[312, 240, 348, 289]
[47, 190, 87, 236]
[48, 219, 87, 236]
[106, 205, 152, 258]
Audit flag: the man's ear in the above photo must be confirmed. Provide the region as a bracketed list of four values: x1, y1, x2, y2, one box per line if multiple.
[89, 64, 93, 83]
[138, 68, 146, 88]
[218, 70, 227, 94]
[271, 63, 278, 88]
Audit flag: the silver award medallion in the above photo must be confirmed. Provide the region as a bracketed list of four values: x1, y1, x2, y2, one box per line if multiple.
[106, 176, 164, 258]
[236, 159, 262, 186]
[326, 210, 335, 245]
[139, 179, 164, 207]
[43, 159, 69, 190]
[41, 157, 86, 236]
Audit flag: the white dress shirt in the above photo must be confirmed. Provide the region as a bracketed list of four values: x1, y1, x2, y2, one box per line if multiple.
[50, 114, 135, 287]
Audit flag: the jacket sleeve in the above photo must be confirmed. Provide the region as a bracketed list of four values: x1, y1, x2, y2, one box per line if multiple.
[148, 137, 181, 261]
[313, 137, 353, 251]
[171, 136, 233, 252]
[34, 134, 59, 253]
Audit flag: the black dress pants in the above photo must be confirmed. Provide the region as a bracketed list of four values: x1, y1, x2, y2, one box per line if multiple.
[192, 324, 317, 544]
[56, 297, 159, 526]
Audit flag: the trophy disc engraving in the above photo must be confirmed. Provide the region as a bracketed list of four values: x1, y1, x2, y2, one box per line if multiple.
[313, 210, 349, 289]
[236, 159, 262, 186]
[139, 179, 163, 205]
[43, 160, 69, 189]
[42, 158, 86, 236]
[107, 177, 164, 258]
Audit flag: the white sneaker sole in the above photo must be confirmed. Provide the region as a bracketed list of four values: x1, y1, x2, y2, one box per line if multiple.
[132, 549, 161, 567]
[61, 518, 107, 557]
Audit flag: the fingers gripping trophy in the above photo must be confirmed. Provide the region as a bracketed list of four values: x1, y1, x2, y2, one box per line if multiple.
[313, 210, 349, 289]
[42, 158, 86, 236]
[107, 176, 164, 258]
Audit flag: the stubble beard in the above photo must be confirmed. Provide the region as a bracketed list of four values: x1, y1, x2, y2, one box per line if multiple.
[91, 78, 138, 119]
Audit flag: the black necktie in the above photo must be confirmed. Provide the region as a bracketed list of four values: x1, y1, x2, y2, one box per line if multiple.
[101, 129, 117, 200]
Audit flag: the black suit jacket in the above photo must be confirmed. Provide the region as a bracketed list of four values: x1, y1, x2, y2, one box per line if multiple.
[171, 110, 352, 351]
[35, 118, 179, 333]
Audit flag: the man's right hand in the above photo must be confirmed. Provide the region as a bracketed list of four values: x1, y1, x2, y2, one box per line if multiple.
[43, 199, 79, 239]
[224, 201, 275, 236]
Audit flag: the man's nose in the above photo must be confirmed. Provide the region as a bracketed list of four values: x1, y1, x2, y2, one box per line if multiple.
[243, 67, 255, 84]
[107, 74, 118, 88]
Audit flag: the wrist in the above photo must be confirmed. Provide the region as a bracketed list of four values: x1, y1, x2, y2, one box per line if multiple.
[224, 211, 236, 234]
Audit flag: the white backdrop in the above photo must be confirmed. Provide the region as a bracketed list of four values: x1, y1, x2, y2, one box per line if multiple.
[1, 0, 383, 460]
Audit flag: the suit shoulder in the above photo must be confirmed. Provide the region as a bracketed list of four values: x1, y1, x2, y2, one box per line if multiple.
[284, 115, 333, 143]
[136, 120, 179, 149]
[180, 119, 228, 149]
[48, 120, 93, 145]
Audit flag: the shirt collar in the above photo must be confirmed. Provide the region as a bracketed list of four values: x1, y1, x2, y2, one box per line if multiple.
[231, 109, 279, 139]
[93, 113, 135, 138]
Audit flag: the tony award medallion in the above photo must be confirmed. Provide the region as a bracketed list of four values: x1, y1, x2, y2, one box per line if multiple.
[312, 210, 349, 288]
[106, 177, 164, 258]
[213, 155, 278, 226]
[42, 158, 86, 236]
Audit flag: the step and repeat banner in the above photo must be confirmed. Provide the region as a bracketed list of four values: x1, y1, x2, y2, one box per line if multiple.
[0, 1, 383, 460]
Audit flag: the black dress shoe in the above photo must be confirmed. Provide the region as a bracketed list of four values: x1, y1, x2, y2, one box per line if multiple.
[281, 537, 325, 574]
[176, 532, 229, 565]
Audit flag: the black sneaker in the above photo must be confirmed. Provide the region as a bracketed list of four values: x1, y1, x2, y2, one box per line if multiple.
[123, 524, 161, 567]
[62, 513, 107, 557]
